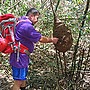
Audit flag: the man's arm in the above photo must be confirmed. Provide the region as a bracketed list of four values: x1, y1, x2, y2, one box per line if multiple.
[39, 36, 58, 44]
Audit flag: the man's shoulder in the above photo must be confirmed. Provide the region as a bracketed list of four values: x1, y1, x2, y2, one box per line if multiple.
[16, 20, 32, 29]
[17, 16, 32, 24]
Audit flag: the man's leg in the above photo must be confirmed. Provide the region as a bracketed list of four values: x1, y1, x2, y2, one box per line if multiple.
[12, 80, 23, 90]
[20, 80, 27, 90]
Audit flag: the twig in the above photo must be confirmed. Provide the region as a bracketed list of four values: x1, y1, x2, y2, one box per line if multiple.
[58, 51, 64, 75]
[63, 52, 67, 77]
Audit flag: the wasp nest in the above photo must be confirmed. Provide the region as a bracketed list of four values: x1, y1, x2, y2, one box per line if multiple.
[53, 18, 73, 52]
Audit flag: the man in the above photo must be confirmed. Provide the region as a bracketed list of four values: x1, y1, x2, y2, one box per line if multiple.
[10, 8, 58, 90]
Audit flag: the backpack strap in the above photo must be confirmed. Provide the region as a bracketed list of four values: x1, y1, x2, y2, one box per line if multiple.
[15, 20, 30, 61]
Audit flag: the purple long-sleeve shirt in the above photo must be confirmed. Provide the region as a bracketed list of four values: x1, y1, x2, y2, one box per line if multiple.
[10, 16, 41, 68]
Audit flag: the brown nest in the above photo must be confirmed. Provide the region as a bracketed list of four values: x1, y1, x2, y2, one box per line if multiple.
[53, 18, 73, 52]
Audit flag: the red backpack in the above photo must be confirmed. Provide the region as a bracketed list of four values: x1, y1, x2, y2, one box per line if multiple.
[0, 14, 28, 54]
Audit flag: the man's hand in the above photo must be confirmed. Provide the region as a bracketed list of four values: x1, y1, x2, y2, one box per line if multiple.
[51, 37, 58, 44]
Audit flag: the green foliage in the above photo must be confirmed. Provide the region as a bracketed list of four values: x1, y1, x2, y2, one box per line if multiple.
[72, 0, 84, 4]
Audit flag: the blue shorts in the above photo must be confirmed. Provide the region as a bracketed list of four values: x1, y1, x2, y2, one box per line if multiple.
[12, 66, 28, 80]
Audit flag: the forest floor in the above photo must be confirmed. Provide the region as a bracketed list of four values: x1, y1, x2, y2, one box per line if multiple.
[0, 62, 90, 90]
[0, 59, 90, 90]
